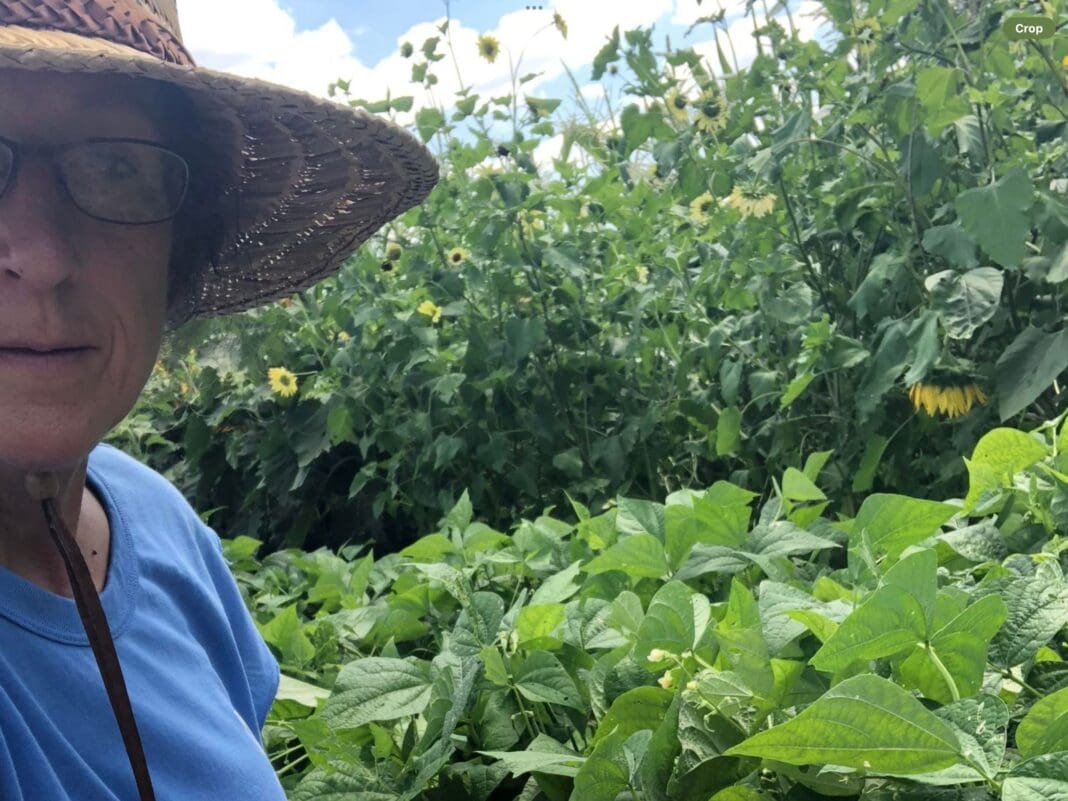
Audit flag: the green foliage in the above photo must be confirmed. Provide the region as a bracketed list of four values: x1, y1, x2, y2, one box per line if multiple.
[108, 0, 1068, 556]
[219, 416, 1068, 798]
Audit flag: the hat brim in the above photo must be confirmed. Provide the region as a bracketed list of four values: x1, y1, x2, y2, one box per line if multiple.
[0, 27, 440, 320]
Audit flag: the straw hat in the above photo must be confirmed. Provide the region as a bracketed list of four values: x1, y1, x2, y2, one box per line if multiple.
[0, 0, 440, 322]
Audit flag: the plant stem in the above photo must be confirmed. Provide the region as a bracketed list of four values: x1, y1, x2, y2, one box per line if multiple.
[924, 642, 960, 702]
[777, 174, 834, 314]
[997, 667, 1043, 698]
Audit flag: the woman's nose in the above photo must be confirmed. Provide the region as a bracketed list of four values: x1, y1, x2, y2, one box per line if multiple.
[0, 155, 82, 289]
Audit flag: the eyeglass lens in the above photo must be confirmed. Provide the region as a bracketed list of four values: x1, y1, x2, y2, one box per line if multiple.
[0, 139, 188, 225]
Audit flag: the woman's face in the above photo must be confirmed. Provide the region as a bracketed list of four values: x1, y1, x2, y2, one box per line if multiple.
[0, 69, 174, 472]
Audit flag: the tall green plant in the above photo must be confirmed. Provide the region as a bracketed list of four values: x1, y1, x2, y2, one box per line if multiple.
[113, 0, 1068, 553]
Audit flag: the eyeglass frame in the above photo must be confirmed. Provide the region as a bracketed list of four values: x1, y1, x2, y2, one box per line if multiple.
[0, 135, 190, 226]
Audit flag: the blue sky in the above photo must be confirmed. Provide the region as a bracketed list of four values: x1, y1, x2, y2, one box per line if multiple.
[283, 1, 508, 64]
[175, 0, 831, 165]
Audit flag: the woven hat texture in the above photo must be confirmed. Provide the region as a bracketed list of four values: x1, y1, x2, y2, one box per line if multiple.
[0, 0, 440, 321]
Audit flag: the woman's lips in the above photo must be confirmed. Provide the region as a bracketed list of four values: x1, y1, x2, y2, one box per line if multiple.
[0, 346, 94, 377]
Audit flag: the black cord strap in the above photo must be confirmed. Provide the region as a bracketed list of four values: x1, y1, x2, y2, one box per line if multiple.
[39, 495, 156, 801]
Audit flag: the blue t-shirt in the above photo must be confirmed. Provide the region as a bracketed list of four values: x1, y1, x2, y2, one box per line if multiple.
[0, 442, 287, 800]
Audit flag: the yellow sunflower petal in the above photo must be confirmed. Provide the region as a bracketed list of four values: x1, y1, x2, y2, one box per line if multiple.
[956, 386, 969, 416]
[963, 384, 977, 411]
[922, 386, 939, 416]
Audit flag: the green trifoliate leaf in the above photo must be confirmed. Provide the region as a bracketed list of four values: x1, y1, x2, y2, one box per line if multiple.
[319, 657, 433, 730]
[868, 694, 1007, 785]
[516, 603, 566, 649]
[810, 585, 926, 673]
[479, 733, 584, 778]
[782, 467, 826, 501]
[450, 591, 505, 657]
[529, 561, 583, 605]
[616, 496, 666, 540]
[635, 580, 712, 664]
[935, 520, 1007, 563]
[974, 575, 1068, 668]
[258, 604, 316, 667]
[896, 593, 1007, 703]
[571, 726, 630, 801]
[514, 651, 584, 710]
[1029, 661, 1068, 696]
[275, 673, 331, 708]
[1017, 686, 1068, 758]
[715, 579, 773, 696]
[289, 759, 399, 801]
[724, 674, 963, 774]
[676, 521, 838, 581]
[848, 494, 958, 559]
[936, 694, 1008, 778]
[758, 581, 850, 654]
[591, 686, 674, 747]
[583, 533, 670, 579]
[1002, 752, 1068, 801]
[961, 427, 1049, 513]
[882, 548, 938, 623]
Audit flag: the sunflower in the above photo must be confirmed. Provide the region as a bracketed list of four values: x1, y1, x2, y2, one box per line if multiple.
[386, 243, 403, 261]
[689, 191, 715, 224]
[380, 260, 396, 274]
[268, 367, 299, 398]
[477, 34, 500, 64]
[908, 379, 988, 418]
[725, 183, 776, 218]
[418, 299, 443, 323]
[1063, 54, 1068, 70]
[851, 17, 881, 56]
[693, 88, 728, 134]
[447, 246, 468, 266]
[664, 89, 689, 124]
[336, 331, 351, 342]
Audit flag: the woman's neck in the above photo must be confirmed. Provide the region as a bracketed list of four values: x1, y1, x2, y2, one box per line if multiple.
[0, 460, 110, 597]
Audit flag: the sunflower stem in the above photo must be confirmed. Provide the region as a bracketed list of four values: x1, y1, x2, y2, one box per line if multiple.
[777, 174, 835, 315]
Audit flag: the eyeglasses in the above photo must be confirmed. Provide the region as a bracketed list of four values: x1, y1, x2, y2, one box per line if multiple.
[0, 136, 189, 225]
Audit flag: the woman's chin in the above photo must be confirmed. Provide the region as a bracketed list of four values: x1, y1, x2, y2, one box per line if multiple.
[0, 422, 101, 474]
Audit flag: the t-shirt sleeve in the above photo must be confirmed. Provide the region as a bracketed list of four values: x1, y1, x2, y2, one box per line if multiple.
[196, 523, 281, 734]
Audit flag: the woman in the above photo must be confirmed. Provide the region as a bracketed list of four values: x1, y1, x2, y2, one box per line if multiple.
[0, 2, 438, 800]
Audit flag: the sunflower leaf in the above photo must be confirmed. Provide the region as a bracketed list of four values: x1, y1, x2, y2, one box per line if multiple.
[995, 326, 1068, 421]
[925, 267, 1003, 340]
[954, 167, 1034, 268]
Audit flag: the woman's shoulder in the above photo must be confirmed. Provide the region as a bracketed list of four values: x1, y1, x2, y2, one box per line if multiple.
[87, 442, 217, 553]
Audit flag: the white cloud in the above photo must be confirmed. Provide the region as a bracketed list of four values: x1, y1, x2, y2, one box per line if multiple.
[176, 0, 831, 148]
[667, 0, 830, 86]
[178, 0, 673, 108]
[177, 0, 375, 97]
